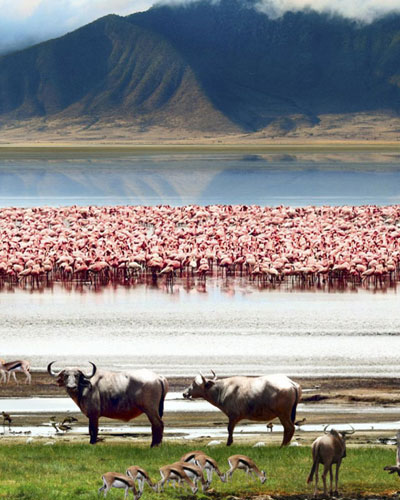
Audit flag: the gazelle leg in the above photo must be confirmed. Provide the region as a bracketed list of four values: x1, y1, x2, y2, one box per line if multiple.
[226, 459, 236, 480]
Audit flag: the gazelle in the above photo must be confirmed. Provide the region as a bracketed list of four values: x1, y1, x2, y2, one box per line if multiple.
[98, 472, 139, 499]
[0, 359, 31, 384]
[158, 462, 208, 494]
[181, 450, 226, 483]
[225, 455, 267, 483]
[0, 359, 6, 383]
[126, 466, 157, 497]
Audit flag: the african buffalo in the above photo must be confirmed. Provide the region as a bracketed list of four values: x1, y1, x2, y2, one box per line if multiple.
[47, 362, 168, 446]
[183, 371, 301, 446]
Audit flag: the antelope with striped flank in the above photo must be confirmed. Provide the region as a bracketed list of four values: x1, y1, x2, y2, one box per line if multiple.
[126, 466, 157, 497]
[158, 462, 209, 494]
[181, 450, 226, 483]
[0, 359, 31, 384]
[225, 455, 267, 483]
[98, 472, 139, 499]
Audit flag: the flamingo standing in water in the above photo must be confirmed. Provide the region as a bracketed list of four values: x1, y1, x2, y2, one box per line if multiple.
[0, 204, 398, 287]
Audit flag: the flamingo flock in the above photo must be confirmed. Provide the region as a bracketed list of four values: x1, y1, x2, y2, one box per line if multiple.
[0, 204, 399, 288]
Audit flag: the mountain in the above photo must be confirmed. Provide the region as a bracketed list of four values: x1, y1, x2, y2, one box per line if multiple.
[1, 0, 400, 141]
[0, 14, 235, 134]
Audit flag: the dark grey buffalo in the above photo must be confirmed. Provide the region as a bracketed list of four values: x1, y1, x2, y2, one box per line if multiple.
[47, 362, 168, 446]
[183, 372, 301, 446]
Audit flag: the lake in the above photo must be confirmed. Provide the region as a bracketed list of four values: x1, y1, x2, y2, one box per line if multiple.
[0, 147, 399, 378]
[0, 279, 399, 377]
[0, 148, 400, 206]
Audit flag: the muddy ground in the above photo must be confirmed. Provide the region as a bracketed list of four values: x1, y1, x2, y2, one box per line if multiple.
[2, 372, 400, 403]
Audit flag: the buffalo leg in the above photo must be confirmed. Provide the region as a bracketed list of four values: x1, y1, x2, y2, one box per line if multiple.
[227, 418, 238, 446]
[278, 415, 295, 446]
[88, 416, 99, 444]
[147, 412, 164, 447]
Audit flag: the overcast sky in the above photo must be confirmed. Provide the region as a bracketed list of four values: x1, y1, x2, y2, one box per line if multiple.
[1, 0, 400, 55]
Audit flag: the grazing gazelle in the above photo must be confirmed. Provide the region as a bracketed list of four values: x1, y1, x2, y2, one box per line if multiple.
[225, 455, 267, 483]
[0, 359, 31, 384]
[126, 466, 157, 497]
[158, 462, 208, 493]
[98, 472, 139, 499]
[0, 359, 6, 383]
[181, 450, 226, 483]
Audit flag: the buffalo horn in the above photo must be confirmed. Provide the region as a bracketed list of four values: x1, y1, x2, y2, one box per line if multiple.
[343, 425, 355, 435]
[86, 362, 97, 379]
[210, 369, 217, 380]
[47, 361, 62, 378]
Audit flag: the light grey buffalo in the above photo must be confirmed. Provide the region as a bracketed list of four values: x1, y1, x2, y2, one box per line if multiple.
[47, 362, 168, 446]
[183, 372, 301, 446]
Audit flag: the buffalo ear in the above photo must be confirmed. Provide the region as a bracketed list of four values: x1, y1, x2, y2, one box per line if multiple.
[80, 378, 92, 388]
[56, 372, 65, 387]
[79, 372, 92, 389]
[205, 380, 215, 389]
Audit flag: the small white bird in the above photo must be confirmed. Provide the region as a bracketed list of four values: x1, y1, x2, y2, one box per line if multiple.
[253, 442, 266, 448]
[207, 440, 222, 446]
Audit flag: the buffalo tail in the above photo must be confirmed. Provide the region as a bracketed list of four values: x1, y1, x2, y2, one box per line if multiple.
[290, 385, 299, 423]
[158, 378, 166, 418]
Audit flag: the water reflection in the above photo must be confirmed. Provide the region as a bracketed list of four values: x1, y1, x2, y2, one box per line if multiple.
[0, 273, 398, 295]
[1, 151, 400, 206]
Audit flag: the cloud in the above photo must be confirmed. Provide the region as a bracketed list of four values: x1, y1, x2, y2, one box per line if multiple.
[254, 0, 400, 23]
[1, 0, 400, 56]
[0, 0, 155, 55]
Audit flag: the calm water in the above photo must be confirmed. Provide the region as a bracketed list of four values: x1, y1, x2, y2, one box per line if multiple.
[0, 280, 399, 377]
[0, 150, 400, 206]
[1, 149, 400, 377]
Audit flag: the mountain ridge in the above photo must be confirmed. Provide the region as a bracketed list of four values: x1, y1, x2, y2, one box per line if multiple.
[1, 0, 400, 142]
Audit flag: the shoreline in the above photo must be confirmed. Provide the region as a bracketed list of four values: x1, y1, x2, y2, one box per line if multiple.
[1, 142, 400, 152]
[2, 373, 400, 401]
[1, 374, 400, 447]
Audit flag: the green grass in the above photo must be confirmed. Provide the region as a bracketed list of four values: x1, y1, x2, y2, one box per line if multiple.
[0, 443, 398, 499]
[2, 144, 400, 158]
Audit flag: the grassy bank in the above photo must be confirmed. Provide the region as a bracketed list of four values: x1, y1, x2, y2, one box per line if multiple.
[0, 443, 398, 499]
[1, 143, 400, 157]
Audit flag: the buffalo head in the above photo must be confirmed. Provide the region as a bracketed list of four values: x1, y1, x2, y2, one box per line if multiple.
[183, 370, 217, 399]
[47, 361, 97, 391]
